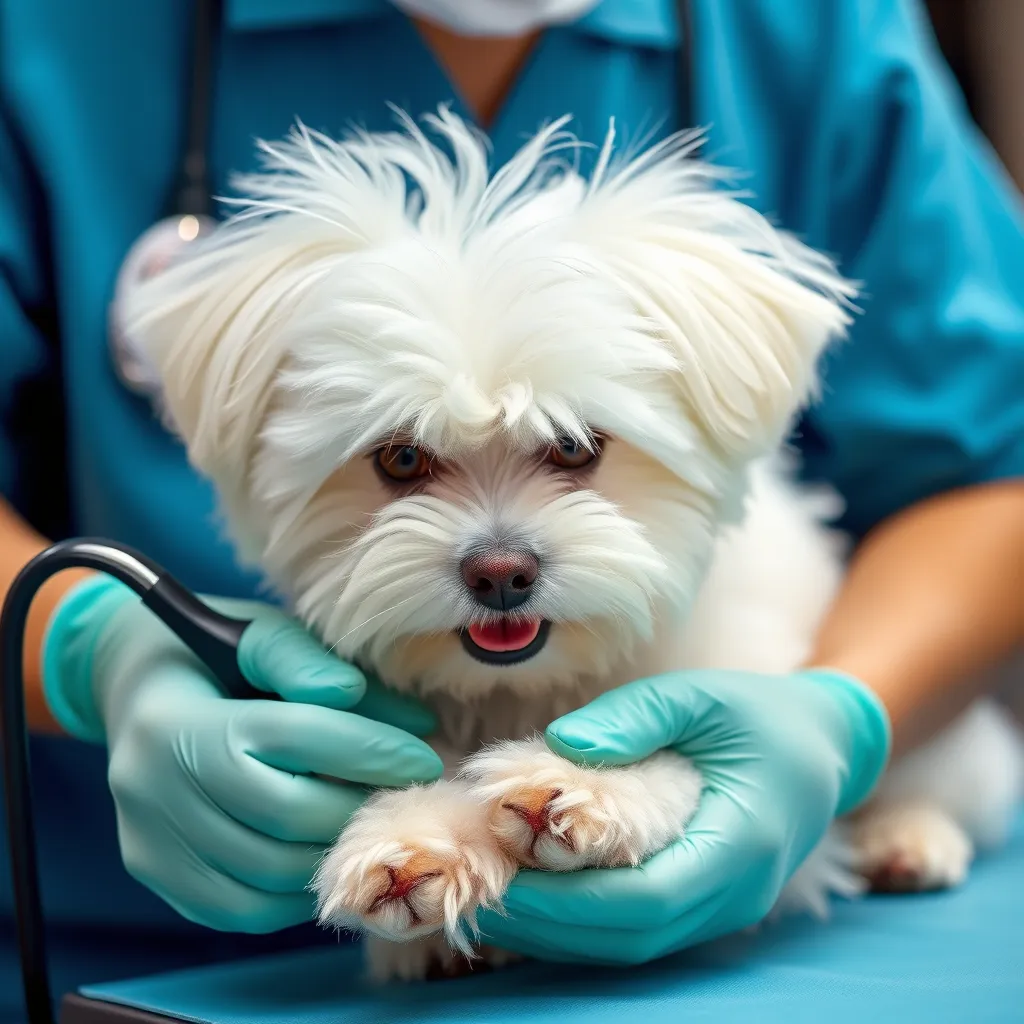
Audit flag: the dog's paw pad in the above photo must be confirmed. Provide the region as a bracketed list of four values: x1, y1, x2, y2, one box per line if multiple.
[320, 846, 455, 937]
[463, 741, 646, 871]
[368, 853, 448, 921]
[316, 820, 515, 947]
[489, 783, 619, 870]
[855, 806, 973, 893]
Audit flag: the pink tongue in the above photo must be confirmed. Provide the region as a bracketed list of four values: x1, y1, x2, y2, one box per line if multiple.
[468, 619, 541, 653]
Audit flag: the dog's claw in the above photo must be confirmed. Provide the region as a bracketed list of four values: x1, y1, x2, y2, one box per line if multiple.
[500, 788, 579, 859]
[368, 862, 445, 922]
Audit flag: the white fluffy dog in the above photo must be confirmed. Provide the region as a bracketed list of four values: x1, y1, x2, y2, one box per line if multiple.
[127, 109, 1024, 982]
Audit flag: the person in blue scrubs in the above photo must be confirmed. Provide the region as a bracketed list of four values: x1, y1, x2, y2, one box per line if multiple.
[2, 0, 1023, 1013]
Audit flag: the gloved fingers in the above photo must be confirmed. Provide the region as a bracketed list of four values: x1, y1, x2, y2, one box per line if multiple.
[215, 607, 437, 734]
[500, 791, 778, 931]
[114, 784, 328, 895]
[473, 910, 606, 964]
[236, 610, 367, 709]
[150, 854, 318, 934]
[201, 757, 366, 844]
[197, 823, 329, 896]
[351, 676, 437, 737]
[476, 906, 688, 966]
[239, 700, 443, 786]
[170, 887, 316, 935]
[480, 881, 740, 964]
[496, 847, 699, 931]
[545, 673, 701, 765]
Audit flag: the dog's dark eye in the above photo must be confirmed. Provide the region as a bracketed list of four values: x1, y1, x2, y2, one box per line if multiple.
[375, 444, 431, 482]
[548, 437, 599, 470]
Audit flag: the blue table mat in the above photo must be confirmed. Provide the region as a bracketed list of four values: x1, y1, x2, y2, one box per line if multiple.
[79, 817, 1024, 1024]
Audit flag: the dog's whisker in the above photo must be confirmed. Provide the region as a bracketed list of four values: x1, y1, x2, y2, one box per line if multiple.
[327, 594, 422, 651]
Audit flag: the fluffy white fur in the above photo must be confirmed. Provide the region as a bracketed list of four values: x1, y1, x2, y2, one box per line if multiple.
[126, 108, 1024, 982]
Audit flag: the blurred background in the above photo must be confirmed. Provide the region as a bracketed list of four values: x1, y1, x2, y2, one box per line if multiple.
[925, 0, 1024, 194]
[924, 0, 1024, 727]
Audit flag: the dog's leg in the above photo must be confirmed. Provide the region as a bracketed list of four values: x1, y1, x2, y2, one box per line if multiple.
[849, 698, 1024, 893]
[462, 736, 702, 871]
[362, 934, 522, 983]
[363, 935, 461, 983]
[312, 780, 516, 975]
[849, 801, 974, 892]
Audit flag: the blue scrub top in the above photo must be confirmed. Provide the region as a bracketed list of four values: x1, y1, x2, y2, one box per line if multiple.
[1, 0, 1023, 980]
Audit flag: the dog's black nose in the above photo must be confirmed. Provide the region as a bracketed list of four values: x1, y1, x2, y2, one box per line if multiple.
[461, 549, 539, 611]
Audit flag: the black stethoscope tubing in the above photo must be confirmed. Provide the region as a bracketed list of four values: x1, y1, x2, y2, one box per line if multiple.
[1, 3, 694, 1022]
[1, 542, 258, 1024]
[172, 0, 695, 215]
[173, 0, 222, 220]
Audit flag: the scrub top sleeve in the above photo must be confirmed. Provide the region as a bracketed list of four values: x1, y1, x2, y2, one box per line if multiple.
[800, 0, 1024, 538]
[0, 103, 55, 508]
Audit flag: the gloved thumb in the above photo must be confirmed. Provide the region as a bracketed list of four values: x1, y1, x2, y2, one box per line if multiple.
[545, 673, 700, 766]
[236, 609, 367, 710]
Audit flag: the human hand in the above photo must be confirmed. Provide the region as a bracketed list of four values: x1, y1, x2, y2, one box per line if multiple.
[42, 575, 443, 932]
[477, 668, 890, 963]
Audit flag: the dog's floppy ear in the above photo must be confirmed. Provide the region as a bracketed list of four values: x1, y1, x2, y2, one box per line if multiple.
[124, 123, 414, 529]
[566, 129, 856, 462]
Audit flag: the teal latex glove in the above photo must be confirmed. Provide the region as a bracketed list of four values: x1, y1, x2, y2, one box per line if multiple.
[478, 669, 890, 964]
[42, 575, 443, 933]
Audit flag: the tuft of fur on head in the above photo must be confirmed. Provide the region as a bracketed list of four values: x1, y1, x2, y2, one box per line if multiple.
[126, 106, 854, 702]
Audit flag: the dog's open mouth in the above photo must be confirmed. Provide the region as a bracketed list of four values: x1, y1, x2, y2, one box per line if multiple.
[458, 619, 551, 665]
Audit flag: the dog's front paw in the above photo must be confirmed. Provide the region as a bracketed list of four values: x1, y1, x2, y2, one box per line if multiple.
[312, 783, 515, 950]
[852, 802, 974, 893]
[463, 737, 701, 871]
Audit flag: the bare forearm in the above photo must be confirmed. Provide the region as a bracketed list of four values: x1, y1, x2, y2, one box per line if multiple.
[0, 498, 92, 734]
[807, 480, 1024, 759]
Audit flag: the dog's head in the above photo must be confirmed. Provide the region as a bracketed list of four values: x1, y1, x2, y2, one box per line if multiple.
[128, 109, 853, 699]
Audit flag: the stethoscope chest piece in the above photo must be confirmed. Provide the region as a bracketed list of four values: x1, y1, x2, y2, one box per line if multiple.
[108, 213, 215, 398]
